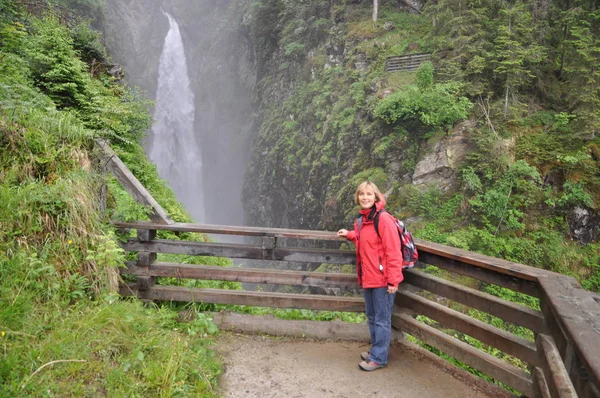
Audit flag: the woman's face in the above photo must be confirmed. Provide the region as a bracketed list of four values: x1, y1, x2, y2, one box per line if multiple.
[358, 185, 376, 209]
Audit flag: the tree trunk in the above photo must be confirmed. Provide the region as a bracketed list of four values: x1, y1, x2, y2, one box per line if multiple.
[504, 77, 510, 119]
[372, 0, 379, 24]
[559, 24, 568, 78]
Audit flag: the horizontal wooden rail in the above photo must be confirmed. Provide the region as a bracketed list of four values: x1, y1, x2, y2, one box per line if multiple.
[114, 220, 340, 240]
[417, 244, 541, 298]
[392, 312, 533, 396]
[123, 261, 358, 288]
[119, 285, 365, 312]
[121, 239, 355, 264]
[386, 54, 431, 62]
[416, 239, 543, 281]
[404, 269, 547, 333]
[386, 58, 430, 64]
[386, 61, 430, 67]
[115, 221, 549, 281]
[398, 289, 540, 367]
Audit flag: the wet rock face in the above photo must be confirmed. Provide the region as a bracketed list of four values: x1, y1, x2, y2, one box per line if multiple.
[103, 0, 168, 97]
[569, 207, 600, 244]
[412, 120, 474, 192]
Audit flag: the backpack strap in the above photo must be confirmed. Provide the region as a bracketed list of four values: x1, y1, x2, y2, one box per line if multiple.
[373, 210, 388, 239]
[356, 215, 363, 235]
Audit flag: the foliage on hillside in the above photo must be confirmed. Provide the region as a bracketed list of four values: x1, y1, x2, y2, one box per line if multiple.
[241, 0, 600, 290]
[0, 2, 224, 395]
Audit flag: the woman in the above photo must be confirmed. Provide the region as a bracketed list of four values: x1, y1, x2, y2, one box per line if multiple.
[337, 181, 403, 371]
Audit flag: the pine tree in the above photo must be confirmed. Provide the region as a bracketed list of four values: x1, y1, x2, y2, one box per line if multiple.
[562, 9, 600, 138]
[428, 0, 498, 96]
[492, 0, 545, 118]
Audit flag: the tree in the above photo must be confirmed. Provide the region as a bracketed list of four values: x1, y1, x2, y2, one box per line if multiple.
[562, 8, 600, 138]
[426, 0, 497, 96]
[493, 1, 545, 118]
[25, 13, 91, 109]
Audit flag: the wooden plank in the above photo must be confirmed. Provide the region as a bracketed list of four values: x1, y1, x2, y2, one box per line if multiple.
[533, 367, 553, 398]
[96, 140, 173, 225]
[386, 57, 431, 63]
[386, 67, 423, 71]
[114, 221, 551, 286]
[386, 53, 432, 60]
[398, 289, 540, 367]
[416, 238, 545, 281]
[417, 250, 541, 297]
[386, 67, 422, 72]
[122, 262, 359, 288]
[211, 312, 375, 341]
[404, 269, 547, 333]
[119, 285, 365, 312]
[386, 59, 431, 65]
[120, 239, 356, 264]
[537, 274, 600, 395]
[113, 220, 341, 241]
[386, 62, 427, 67]
[392, 312, 533, 396]
[536, 334, 578, 398]
[386, 62, 429, 68]
[386, 65, 427, 70]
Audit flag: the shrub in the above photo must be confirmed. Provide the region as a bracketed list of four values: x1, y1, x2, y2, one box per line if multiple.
[374, 63, 472, 128]
[25, 13, 92, 108]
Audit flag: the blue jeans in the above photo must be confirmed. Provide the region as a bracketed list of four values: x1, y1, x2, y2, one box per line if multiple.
[364, 287, 396, 365]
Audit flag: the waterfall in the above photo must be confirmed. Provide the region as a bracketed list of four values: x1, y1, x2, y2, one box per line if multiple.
[148, 12, 205, 222]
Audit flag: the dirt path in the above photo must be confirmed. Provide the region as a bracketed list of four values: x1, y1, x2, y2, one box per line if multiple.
[214, 332, 508, 398]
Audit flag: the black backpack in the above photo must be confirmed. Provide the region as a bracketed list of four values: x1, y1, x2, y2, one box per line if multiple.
[357, 210, 418, 269]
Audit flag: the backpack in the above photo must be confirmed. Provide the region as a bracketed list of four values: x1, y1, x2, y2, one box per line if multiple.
[357, 210, 418, 269]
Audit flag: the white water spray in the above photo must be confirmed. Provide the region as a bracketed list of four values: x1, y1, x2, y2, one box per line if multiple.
[148, 12, 205, 222]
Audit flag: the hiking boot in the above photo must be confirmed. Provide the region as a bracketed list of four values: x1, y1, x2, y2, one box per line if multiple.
[359, 360, 386, 371]
[360, 352, 370, 361]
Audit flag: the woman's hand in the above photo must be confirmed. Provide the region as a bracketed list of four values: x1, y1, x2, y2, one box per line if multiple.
[337, 229, 348, 237]
[387, 285, 398, 294]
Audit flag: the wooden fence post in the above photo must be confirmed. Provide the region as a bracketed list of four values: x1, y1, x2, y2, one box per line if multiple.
[137, 229, 157, 291]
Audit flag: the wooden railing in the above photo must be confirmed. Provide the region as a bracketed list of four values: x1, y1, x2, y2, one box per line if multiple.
[385, 53, 431, 72]
[99, 140, 600, 397]
[114, 221, 600, 398]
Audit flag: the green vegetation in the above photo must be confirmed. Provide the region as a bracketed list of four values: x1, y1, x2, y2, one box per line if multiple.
[1, 0, 599, 394]
[0, 3, 224, 395]
[243, 0, 600, 292]
[374, 62, 473, 130]
[241, 0, 599, 389]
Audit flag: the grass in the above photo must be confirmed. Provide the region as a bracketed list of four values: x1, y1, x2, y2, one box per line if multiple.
[385, 71, 418, 89]
[1, 299, 221, 397]
[0, 9, 229, 395]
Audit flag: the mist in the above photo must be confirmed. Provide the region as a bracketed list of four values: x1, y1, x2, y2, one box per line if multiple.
[102, 0, 256, 226]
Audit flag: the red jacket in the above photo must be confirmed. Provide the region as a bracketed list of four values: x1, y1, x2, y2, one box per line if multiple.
[345, 200, 404, 288]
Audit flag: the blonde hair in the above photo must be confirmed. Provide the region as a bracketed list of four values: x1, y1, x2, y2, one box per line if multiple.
[354, 181, 383, 206]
